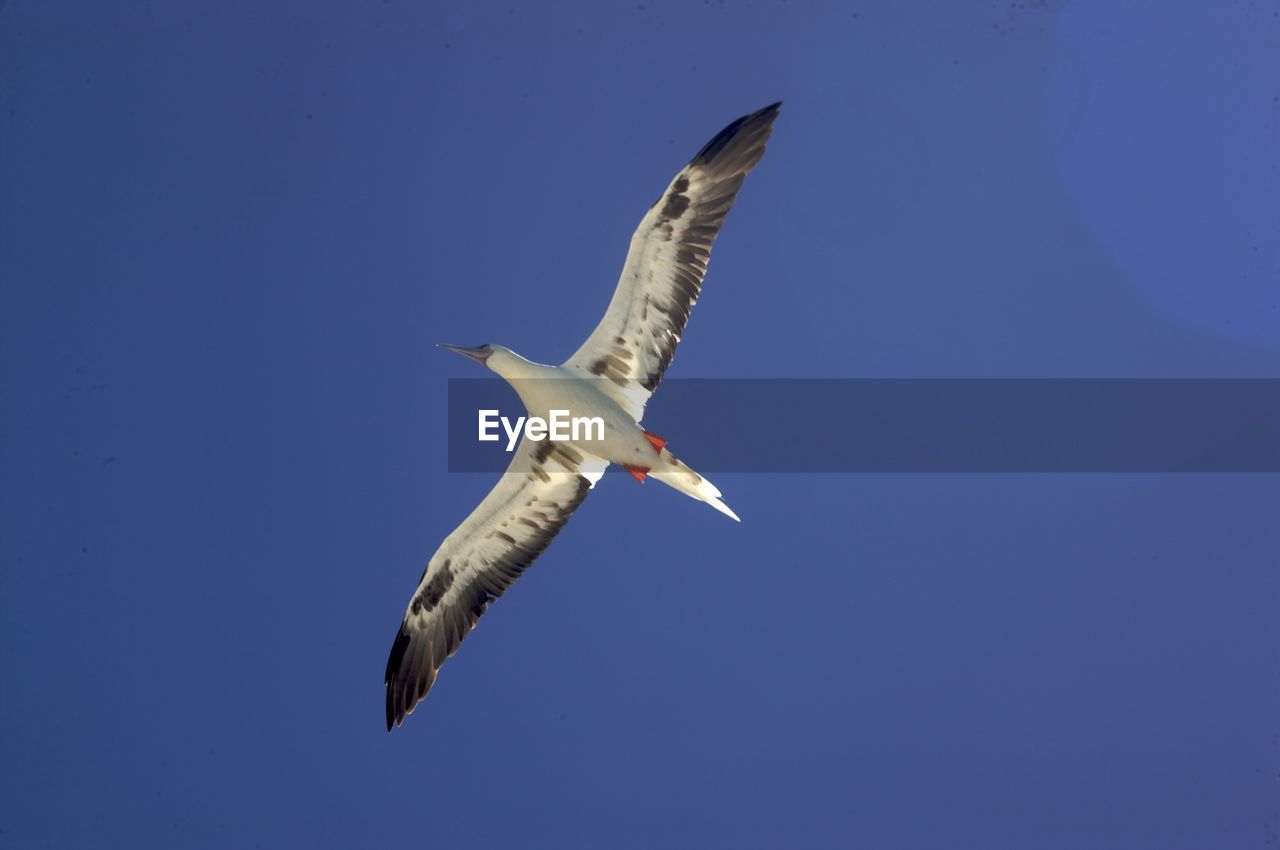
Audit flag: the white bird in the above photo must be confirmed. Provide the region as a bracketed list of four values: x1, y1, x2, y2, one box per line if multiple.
[385, 102, 781, 729]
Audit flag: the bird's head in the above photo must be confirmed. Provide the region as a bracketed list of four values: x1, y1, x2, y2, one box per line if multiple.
[439, 343, 497, 369]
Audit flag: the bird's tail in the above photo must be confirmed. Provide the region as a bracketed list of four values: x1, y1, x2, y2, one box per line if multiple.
[648, 449, 740, 522]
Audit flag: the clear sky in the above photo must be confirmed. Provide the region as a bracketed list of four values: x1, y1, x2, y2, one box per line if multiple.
[2, 2, 1278, 847]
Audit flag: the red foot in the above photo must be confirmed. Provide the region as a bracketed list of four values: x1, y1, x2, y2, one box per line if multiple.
[623, 464, 650, 482]
[643, 431, 667, 454]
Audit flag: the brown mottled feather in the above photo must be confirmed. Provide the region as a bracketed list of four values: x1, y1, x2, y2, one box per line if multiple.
[385, 441, 601, 729]
[565, 102, 781, 418]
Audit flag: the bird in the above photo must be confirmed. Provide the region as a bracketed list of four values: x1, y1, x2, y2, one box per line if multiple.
[384, 102, 781, 729]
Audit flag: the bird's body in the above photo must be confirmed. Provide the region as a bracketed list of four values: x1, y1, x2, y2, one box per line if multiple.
[385, 102, 781, 729]
[486, 348, 650, 465]
[484, 345, 738, 517]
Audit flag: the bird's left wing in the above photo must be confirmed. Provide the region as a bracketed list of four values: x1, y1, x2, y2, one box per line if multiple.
[384, 439, 606, 729]
[563, 102, 781, 420]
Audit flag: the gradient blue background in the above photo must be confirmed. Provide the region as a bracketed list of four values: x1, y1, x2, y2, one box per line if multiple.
[2, 2, 1278, 847]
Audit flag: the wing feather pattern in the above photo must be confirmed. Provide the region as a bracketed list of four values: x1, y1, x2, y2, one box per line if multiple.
[564, 102, 781, 419]
[384, 440, 605, 729]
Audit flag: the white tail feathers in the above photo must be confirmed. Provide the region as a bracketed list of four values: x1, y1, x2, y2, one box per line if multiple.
[647, 450, 741, 522]
[705, 497, 741, 523]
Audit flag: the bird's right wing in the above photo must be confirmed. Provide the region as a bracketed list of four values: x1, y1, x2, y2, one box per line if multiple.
[563, 102, 781, 420]
[384, 439, 606, 729]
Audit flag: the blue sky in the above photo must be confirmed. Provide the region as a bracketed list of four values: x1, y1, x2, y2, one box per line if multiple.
[2, 1, 1278, 847]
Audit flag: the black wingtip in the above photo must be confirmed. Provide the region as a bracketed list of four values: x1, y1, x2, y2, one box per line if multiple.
[384, 625, 412, 731]
[690, 101, 783, 169]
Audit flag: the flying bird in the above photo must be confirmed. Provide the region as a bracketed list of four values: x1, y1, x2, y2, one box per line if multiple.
[385, 102, 781, 729]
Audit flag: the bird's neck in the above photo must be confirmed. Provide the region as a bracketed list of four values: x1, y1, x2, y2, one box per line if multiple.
[488, 348, 557, 382]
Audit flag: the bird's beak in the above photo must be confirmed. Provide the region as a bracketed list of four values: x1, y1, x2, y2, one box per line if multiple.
[438, 343, 492, 365]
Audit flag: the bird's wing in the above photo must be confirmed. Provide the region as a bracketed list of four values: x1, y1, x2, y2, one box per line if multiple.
[385, 439, 607, 729]
[563, 102, 781, 420]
